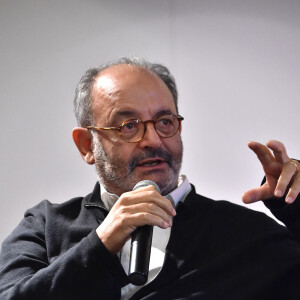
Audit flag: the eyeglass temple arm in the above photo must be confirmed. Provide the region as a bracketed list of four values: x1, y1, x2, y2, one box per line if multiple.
[86, 126, 120, 131]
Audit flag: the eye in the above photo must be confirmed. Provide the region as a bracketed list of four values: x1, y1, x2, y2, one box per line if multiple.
[158, 117, 174, 127]
[155, 115, 176, 135]
[121, 120, 139, 133]
[161, 119, 172, 125]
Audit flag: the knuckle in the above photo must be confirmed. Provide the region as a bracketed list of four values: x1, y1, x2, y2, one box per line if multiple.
[147, 202, 155, 211]
[118, 206, 127, 215]
[147, 185, 156, 191]
[140, 212, 152, 224]
[120, 193, 131, 202]
[147, 190, 156, 197]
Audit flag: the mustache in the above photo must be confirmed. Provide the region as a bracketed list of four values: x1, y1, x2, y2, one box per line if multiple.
[128, 148, 173, 173]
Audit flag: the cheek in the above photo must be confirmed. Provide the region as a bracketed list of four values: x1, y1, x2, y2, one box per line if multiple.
[164, 136, 182, 155]
[109, 142, 138, 164]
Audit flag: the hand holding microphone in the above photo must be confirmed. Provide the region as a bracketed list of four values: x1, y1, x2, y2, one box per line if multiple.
[96, 181, 176, 266]
[128, 180, 161, 285]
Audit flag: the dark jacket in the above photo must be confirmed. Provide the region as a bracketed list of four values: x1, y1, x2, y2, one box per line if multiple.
[1, 183, 300, 299]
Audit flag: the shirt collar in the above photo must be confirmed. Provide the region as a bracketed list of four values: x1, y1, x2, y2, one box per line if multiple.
[100, 175, 191, 211]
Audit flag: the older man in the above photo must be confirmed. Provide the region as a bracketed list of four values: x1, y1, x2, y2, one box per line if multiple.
[1, 58, 300, 300]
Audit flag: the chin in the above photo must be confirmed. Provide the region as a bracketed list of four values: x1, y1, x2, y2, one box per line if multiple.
[146, 175, 178, 195]
[132, 169, 179, 195]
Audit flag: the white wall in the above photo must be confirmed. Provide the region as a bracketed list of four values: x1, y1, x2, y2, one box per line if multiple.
[1, 0, 300, 245]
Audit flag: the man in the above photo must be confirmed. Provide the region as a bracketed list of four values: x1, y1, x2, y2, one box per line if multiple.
[1, 58, 300, 299]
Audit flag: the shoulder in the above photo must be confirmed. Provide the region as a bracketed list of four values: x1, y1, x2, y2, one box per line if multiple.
[24, 182, 101, 220]
[184, 185, 284, 233]
[2, 188, 98, 248]
[24, 196, 85, 221]
[17, 184, 98, 233]
[24, 182, 101, 219]
[3, 196, 87, 241]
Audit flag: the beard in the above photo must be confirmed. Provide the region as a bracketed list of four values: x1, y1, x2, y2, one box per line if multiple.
[91, 134, 183, 196]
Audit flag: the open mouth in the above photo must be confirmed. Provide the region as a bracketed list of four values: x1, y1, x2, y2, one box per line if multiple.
[137, 158, 165, 167]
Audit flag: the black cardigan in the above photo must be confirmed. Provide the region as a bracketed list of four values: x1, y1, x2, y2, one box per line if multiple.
[1, 183, 300, 299]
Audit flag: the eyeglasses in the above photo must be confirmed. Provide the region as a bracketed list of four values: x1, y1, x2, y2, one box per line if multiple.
[87, 114, 184, 143]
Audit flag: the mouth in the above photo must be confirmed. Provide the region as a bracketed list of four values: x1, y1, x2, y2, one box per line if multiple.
[137, 158, 166, 168]
[128, 149, 173, 173]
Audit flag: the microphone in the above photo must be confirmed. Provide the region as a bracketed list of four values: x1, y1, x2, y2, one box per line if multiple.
[128, 180, 161, 286]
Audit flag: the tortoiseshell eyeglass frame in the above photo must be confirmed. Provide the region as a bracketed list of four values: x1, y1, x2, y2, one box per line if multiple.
[86, 114, 184, 143]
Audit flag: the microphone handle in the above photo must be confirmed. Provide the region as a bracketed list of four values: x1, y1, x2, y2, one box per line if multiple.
[128, 180, 160, 286]
[128, 225, 153, 285]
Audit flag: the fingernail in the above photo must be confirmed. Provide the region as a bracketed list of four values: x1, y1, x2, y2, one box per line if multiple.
[163, 221, 169, 228]
[275, 189, 283, 197]
[286, 197, 293, 204]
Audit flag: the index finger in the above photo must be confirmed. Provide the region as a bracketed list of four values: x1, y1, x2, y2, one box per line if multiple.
[266, 140, 290, 163]
[122, 188, 176, 216]
[248, 141, 275, 166]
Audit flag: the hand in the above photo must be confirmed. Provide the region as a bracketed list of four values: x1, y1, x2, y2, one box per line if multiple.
[242, 140, 300, 205]
[96, 185, 176, 254]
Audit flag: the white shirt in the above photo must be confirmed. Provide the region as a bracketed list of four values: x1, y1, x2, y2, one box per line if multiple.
[100, 175, 192, 299]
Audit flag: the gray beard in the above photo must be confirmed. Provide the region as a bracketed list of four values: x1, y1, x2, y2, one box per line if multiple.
[91, 134, 183, 196]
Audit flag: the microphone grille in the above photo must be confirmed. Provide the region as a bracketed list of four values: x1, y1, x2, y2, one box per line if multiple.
[133, 180, 161, 194]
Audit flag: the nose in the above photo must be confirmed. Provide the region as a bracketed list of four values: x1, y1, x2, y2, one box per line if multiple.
[138, 123, 162, 149]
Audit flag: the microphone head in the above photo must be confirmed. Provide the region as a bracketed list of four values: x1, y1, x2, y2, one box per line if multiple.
[133, 180, 161, 194]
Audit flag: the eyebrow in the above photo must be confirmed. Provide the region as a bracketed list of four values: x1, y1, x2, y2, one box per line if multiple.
[115, 110, 137, 118]
[113, 110, 137, 122]
[153, 109, 174, 119]
[112, 108, 175, 125]
[109, 110, 138, 126]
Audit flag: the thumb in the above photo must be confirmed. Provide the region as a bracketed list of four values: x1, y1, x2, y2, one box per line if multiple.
[242, 184, 272, 204]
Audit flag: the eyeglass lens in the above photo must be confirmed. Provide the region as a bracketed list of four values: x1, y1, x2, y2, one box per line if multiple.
[120, 115, 180, 142]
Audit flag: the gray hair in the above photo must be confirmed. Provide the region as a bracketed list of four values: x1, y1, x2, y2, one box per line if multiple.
[73, 57, 178, 127]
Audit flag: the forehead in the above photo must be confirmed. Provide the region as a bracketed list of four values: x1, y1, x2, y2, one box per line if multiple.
[91, 64, 176, 124]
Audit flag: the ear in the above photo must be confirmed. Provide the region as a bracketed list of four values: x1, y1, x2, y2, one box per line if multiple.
[72, 127, 95, 165]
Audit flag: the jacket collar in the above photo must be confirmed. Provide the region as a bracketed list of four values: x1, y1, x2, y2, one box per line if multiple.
[83, 182, 108, 215]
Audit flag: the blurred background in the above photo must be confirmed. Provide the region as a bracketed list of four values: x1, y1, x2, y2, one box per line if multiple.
[1, 0, 300, 244]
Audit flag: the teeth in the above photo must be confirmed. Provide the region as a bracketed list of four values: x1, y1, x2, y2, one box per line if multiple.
[142, 161, 159, 167]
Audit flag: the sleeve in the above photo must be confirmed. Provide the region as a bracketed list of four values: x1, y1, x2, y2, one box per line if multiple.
[0, 202, 129, 300]
[264, 193, 300, 243]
